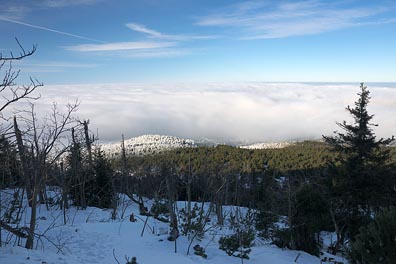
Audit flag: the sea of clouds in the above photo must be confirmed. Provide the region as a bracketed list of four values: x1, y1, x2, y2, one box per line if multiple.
[4, 82, 396, 144]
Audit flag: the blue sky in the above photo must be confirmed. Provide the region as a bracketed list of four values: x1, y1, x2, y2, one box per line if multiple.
[0, 0, 395, 84]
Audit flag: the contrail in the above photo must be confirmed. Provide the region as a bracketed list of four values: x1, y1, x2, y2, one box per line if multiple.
[0, 16, 106, 43]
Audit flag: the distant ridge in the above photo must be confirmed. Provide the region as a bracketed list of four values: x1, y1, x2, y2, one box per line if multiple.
[100, 134, 300, 158]
[101, 134, 195, 158]
[240, 142, 294, 149]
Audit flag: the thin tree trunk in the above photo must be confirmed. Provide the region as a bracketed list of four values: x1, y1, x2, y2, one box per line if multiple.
[15, 188, 25, 224]
[60, 162, 68, 224]
[287, 176, 295, 250]
[165, 166, 178, 241]
[0, 189, 2, 247]
[13, 117, 32, 207]
[83, 120, 93, 169]
[186, 154, 192, 232]
[25, 167, 38, 249]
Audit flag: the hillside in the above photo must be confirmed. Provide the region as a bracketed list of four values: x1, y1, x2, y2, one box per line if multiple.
[240, 141, 294, 149]
[101, 134, 305, 159]
[101, 134, 195, 157]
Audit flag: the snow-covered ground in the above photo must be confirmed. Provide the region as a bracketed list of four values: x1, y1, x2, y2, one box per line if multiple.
[0, 189, 346, 264]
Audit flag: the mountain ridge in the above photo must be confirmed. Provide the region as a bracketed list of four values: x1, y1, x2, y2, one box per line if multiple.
[100, 134, 297, 157]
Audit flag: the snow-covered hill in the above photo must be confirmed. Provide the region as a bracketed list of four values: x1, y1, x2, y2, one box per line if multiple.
[101, 134, 195, 158]
[240, 141, 294, 149]
[99, 134, 298, 158]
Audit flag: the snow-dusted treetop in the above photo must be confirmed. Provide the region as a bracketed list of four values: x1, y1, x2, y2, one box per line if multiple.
[100, 134, 296, 158]
[240, 142, 294, 150]
[100, 134, 195, 157]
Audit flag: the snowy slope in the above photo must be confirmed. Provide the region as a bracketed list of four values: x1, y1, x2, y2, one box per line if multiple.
[0, 189, 346, 264]
[100, 134, 298, 158]
[240, 142, 294, 149]
[100, 134, 195, 158]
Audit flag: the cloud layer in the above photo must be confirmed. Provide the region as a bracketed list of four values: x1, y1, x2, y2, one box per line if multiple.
[6, 82, 395, 144]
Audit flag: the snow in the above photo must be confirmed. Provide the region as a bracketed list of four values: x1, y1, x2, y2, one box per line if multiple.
[240, 142, 294, 150]
[100, 134, 195, 158]
[0, 189, 345, 264]
[99, 134, 301, 158]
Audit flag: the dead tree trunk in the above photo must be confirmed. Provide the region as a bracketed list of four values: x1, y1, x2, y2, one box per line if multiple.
[165, 166, 179, 242]
[60, 162, 68, 224]
[83, 120, 93, 169]
[185, 153, 192, 233]
[71, 128, 86, 209]
[121, 134, 129, 191]
[13, 116, 32, 206]
[286, 176, 296, 250]
[25, 148, 38, 249]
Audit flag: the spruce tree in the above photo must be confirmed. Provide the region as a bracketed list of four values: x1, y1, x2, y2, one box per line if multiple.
[323, 83, 394, 239]
[349, 207, 396, 264]
[93, 148, 114, 208]
[0, 135, 20, 186]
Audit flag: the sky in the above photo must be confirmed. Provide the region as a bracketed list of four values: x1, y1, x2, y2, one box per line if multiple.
[1, 0, 396, 143]
[1, 0, 396, 84]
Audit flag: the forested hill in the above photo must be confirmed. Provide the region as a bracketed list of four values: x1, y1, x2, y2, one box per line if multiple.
[113, 140, 337, 176]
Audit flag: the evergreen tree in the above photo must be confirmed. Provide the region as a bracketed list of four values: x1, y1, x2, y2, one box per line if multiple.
[67, 129, 91, 208]
[323, 83, 394, 239]
[93, 149, 114, 208]
[0, 135, 20, 187]
[291, 183, 330, 256]
[349, 207, 396, 264]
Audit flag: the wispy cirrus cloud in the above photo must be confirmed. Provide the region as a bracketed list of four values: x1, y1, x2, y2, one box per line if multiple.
[0, 4, 31, 20]
[126, 22, 219, 41]
[0, 16, 105, 43]
[120, 48, 191, 58]
[126, 23, 163, 38]
[0, 0, 102, 20]
[196, 0, 396, 39]
[10, 60, 99, 74]
[66, 23, 211, 57]
[65, 41, 177, 52]
[28, 62, 98, 68]
[41, 0, 103, 8]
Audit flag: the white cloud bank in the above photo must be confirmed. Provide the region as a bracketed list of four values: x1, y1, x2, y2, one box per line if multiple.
[6, 82, 396, 144]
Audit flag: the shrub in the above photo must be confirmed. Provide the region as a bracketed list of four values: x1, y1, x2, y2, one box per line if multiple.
[150, 200, 169, 221]
[256, 209, 278, 239]
[219, 209, 255, 260]
[219, 231, 254, 259]
[193, 244, 207, 259]
[179, 203, 205, 240]
[271, 228, 292, 249]
[348, 207, 396, 264]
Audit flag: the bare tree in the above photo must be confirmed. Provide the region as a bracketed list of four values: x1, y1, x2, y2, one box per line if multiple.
[13, 101, 79, 249]
[0, 38, 42, 116]
[0, 39, 42, 247]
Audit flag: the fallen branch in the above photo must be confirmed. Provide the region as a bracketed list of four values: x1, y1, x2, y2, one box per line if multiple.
[0, 220, 29, 238]
[294, 252, 301, 262]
